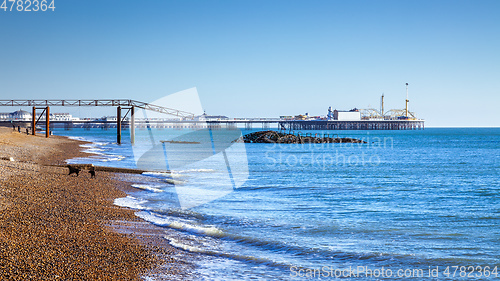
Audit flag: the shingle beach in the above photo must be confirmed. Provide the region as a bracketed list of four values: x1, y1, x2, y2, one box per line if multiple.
[0, 127, 189, 280]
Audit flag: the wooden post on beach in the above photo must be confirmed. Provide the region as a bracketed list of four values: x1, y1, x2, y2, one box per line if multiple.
[130, 106, 135, 144]
[46, 106, 50, 138]
[117, 106, 121, 144]
[32, 107, 36, 136]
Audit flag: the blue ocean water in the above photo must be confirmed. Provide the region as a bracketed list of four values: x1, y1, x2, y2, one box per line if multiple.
[57, 128, 500, 280]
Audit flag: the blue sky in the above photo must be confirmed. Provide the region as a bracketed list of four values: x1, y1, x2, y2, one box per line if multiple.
[1, 0, 499, 126]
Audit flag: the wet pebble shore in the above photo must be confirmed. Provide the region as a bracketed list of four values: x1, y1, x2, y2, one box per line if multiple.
[0, 127, 184, 280]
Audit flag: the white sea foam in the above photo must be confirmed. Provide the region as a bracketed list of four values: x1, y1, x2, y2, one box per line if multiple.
[174, 169, 217, 173]
[78, 145, 106, 155]
[114, 196, 148, 210]
[167, 237, 204, 253]
[142, 172, 171, 177]
[85, 148, 105, 152]
[164, 179, 185, 185]
[68, 136, 85, 141]
[168, 172, 187, 179]
[76, 141, 114, 158]
[143, 169, 216, 175]
[141, 172, 186, 184]
[79, 144, 94, 148]
[86, 150, 106, 156]
[101, 155, 126, 162]
[136, 211, 224, 237]
[165, 236, 281, 267]
[131, 184, 164, 193]
[73, 138, 108, 147]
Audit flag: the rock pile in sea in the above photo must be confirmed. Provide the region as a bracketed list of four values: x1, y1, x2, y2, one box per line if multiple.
[241, 131, 366, 144]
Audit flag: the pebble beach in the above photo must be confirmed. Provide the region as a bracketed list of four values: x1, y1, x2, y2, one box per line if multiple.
[0, 127, 188, 280]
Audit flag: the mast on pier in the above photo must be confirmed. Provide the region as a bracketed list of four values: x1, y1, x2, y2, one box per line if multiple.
[380, 93, 385, 117]
[405, 83, 409, 117]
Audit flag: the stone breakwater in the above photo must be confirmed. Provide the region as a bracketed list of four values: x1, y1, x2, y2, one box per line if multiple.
[242, 131, 367, 144]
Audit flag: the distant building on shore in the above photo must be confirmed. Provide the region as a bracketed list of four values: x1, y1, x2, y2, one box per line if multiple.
[0, 110, 32, 121]
[193, 113, 229, 121]
[0, 110, 79, 122]
[280, 108, 362, 121]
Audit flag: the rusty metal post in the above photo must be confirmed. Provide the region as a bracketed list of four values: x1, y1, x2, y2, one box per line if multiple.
[46, 106, 50, 138]
[32, 106, 36, 135]
[130, 106, 135, 144]
[117, 106, 121, 144]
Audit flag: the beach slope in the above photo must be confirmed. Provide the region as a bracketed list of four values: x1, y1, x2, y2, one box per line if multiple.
[0, 127, 167, 280]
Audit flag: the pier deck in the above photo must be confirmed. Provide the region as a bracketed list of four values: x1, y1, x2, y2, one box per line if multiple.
[2, 119, 424, 130]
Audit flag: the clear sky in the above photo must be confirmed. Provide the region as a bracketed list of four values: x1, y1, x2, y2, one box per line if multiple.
[1, 0, 499, 127]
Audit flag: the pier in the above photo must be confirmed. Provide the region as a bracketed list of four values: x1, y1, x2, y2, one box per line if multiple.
[0, 99, 425, 145]
[9, 118, 424, 131]
[276, 120, 424, 130]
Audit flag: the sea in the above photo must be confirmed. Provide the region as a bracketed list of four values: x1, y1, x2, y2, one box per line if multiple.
[54, 127, 500, 280]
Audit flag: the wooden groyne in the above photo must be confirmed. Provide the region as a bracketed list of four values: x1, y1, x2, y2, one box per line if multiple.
[50, 164, 156, 174]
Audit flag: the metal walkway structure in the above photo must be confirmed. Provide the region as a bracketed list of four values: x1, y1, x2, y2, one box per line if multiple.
[0, 100, 194, 119]
[0, 99, 195, 144]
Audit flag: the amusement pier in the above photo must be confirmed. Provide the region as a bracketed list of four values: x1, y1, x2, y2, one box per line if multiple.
[0, 85, 424, 143]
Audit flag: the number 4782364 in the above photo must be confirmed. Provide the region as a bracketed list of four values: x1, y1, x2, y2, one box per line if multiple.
[1, 0, 55, 12]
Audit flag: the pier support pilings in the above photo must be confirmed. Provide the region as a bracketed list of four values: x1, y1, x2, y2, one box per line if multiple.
[130, 106, 135, 144]
[277, 120, 424, 131]
[117, 106, 121, 144]
[31, 106, 50, 137]
[32, 107, 36, 136]
[46, 106, 50, 138]
[117, 106, 135, 144]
